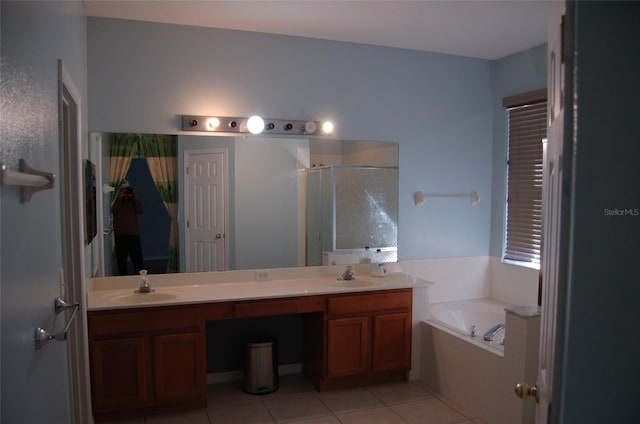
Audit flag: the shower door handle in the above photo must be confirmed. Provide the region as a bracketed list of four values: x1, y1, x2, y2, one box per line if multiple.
[514, 383, 538, 402]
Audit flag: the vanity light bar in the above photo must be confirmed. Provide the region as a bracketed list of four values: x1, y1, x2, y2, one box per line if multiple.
[181, 115, 333, 136]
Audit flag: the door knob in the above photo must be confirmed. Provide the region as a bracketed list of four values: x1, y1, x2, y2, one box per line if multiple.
[215, 233, 224, 239]
[514, 383, 538, 401]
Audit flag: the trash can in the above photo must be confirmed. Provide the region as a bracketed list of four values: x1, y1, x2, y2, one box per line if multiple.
[243, 337, 278, 394]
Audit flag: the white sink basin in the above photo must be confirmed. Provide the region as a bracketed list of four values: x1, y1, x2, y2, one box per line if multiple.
[331, 279, 384, 288]
[101, 290, 180, 306]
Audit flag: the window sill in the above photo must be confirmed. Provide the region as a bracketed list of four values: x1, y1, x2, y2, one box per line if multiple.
[501, 258, 540, 271]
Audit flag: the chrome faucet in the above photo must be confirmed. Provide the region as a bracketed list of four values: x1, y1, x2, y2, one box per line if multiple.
[136, 269, 154, 293]
[470, 325, 478, 338]
[340, 265, 355, 281]
[483, 323, 506, 341]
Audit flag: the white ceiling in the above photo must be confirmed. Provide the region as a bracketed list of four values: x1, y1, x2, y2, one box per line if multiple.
[83, 0, 553, 60]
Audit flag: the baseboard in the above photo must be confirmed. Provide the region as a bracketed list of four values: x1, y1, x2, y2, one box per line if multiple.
[206, 363, 302, 385]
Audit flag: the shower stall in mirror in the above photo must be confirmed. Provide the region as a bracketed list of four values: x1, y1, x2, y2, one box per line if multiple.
[305, 166, 398, 266]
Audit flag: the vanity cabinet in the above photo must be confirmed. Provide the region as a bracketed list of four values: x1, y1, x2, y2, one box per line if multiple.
[87, 287, 415, 418]
[321, 289, 412, 389]
[88, 305, 206, 421]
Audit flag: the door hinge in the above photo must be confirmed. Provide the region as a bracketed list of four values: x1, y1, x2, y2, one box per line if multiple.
[186, 166, 189, 175]
[187, 220, 190, 229]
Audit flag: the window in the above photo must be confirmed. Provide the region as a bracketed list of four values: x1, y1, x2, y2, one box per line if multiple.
[503, 89, 547, 269]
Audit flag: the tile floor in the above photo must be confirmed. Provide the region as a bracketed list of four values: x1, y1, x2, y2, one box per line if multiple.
[102, 374, 488, 424]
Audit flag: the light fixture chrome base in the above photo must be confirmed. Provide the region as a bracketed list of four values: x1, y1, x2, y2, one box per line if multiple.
[182, 115, 330, 136]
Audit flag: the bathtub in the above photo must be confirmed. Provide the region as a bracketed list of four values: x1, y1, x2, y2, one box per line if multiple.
[421, 297, 540, 424]
[428, 298, 508, 355]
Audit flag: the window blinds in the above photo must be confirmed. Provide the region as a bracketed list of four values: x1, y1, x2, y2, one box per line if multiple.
[504, 96, 547, 267]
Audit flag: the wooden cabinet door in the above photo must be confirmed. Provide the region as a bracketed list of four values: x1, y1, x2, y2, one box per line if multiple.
[90, 337, 148, 410]
[153, 332, 206, 402]
[372, 312, 411, 372]
[326, 316, 370, 378]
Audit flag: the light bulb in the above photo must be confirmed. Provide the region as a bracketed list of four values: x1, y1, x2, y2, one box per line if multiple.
[322, 121, 334, 134]
[304, 121, 317, 134]
[247, 115, 265, 134]
[206, 117, 220, 130]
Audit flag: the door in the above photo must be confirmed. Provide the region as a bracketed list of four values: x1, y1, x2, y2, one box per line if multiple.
[184, 150, 227, 272]
[523, 4, 568, 422]
[60, 62, 94, 424]
[88, 132, 113, 278]
[1, 58, 87, 421]
[91, 132, 114, 278]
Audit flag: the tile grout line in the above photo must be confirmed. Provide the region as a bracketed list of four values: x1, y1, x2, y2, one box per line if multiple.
[140, 379, 471, 424]
[433, 393, 482, 421]
[361, 384, 412, 424]
[259, 396, 278, 424]
[313, 390, 341, 422]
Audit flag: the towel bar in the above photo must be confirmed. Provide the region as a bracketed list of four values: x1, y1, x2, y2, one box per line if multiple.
[414, 191, 479, 206]
[1, 159, 55, 202]
[35, 297, 80, 350]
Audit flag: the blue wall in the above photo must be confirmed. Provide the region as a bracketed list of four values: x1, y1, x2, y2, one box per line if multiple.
[87, 17, 498, 261]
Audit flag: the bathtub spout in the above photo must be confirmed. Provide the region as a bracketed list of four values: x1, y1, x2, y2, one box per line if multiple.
[483, 323, 506, 341]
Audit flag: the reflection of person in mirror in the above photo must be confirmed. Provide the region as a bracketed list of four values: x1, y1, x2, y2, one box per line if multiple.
[112, 180, 144, 275]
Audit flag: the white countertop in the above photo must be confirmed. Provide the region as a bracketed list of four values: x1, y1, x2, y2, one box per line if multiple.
[87, 264, 432, 311]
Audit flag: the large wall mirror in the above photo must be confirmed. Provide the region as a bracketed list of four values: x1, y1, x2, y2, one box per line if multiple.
[90, 132, 398, 277]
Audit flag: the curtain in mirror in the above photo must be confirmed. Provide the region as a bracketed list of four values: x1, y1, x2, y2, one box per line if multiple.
[108, 134, 178, 272]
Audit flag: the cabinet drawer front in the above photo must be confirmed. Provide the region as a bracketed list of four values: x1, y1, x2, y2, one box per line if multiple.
[327, 289, 411, 316]
[203, 302, 234, 321]
[234, 298, 298, 317]
[89, 306, 203, 337]
[234, 296, 324, 318]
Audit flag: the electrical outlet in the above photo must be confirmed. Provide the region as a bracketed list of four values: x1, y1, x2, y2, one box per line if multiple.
[255, 271, 270, 281]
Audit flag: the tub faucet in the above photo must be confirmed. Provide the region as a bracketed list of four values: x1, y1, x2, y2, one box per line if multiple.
[483, 323, 506, 341]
